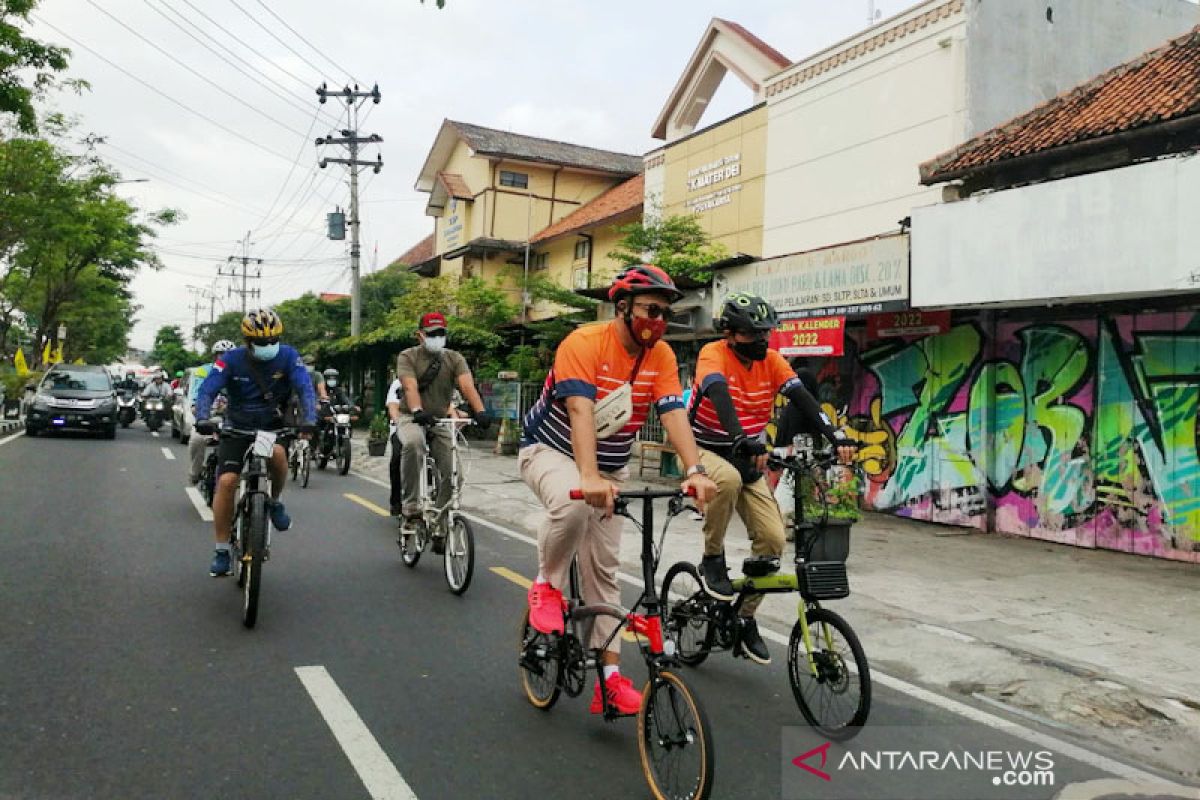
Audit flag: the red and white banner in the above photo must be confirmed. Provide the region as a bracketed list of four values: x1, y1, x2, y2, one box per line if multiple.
[770, 316, 845, 357]
[867, 310, 951, 339]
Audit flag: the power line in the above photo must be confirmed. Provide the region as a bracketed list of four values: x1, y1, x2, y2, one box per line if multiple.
[83, 0, 311, 139]
[143, 0, 336, 124]
[173, 0, 317, 90]
[36, 16, 296, 164]
[227, 0, 337, 85]
[251, 108, 323, 230]
[251, 0, 359, 84]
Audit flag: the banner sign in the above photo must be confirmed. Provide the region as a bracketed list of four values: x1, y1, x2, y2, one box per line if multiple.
[769, 316, 845, 357]
[715, 233, 909, 320]
[867, 309, 951, 339]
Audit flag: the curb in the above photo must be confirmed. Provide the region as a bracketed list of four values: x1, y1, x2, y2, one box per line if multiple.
[0, 418, 24, 435]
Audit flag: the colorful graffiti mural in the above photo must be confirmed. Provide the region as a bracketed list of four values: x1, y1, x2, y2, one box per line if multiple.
[802, 312, 1200, 561]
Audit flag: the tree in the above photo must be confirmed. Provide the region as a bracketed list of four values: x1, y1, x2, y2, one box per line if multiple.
[1, 1, 73, 134]
[608, 214, 729, 284]
[195, 310, 243, 355]
[274, 292, 349, 355]
[360, 264, 416, 332]
[148, 325, 194, 375]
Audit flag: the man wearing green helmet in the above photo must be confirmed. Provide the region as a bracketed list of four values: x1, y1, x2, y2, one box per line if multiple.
[686, 291, 854, 664]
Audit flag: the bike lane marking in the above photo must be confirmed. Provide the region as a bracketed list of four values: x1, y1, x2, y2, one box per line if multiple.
[344, 493, 390, 517]
[184, 486, 214, 522]
[161, 447, 175, 460]
[151, 431, 160, 438]
[0, 432, 22, 448]
[458, 509, 1182, 788]
[295, 665, 419, 800]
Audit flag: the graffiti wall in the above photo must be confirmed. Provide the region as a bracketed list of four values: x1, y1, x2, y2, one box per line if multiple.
[800, 311, 1200, 562]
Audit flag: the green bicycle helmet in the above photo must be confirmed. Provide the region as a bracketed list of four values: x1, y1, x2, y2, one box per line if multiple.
[716, 292, 779, 333]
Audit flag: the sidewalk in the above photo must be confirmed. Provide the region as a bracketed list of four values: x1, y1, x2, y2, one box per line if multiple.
[351, 437, 1200, 778]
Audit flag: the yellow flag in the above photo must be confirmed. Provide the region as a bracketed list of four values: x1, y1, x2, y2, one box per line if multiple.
[41, 341, 51, 365]
[14, 348, 29, 376]
[52, 343, 64, 364]
[72, 357, 84, 365]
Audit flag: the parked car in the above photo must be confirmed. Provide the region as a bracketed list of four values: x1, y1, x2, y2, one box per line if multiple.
[171, 367, 199, 444]
[25, 364, 117, 439]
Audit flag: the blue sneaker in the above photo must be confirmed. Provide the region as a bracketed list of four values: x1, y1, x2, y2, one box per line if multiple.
[269, 500, 291, 531]
[209, 549, 232, 577]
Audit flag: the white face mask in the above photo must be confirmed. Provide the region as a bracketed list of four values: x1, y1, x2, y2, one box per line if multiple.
[423, 336, 446, 354]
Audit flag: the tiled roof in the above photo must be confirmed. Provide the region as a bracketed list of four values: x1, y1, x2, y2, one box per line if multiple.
[922, 25, 1200, 184]
[715, 18, 790, 69]
[449, 121, 643, 176]
[392, 233, 435, 266]
[319, 293, 349, 302]
[530, 175, 643, 244]
[437, 172, 473, 199]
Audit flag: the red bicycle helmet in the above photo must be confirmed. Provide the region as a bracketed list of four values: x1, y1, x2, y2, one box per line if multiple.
[608, 264, 684, 303]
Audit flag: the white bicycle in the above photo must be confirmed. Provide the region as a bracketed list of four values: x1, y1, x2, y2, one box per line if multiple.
[399, 417, 475, 595]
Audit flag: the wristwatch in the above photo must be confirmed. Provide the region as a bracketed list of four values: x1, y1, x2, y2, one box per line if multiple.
[685, 463, 708, 478]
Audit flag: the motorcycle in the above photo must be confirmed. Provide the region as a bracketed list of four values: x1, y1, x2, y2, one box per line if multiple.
[117, 391, 138, 428]
[318, 403, 356, 475]
[142, 397, 165, 432]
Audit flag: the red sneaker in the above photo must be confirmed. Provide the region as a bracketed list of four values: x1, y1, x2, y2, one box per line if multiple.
[590, 673, 643, 715]
[527, 582, 566, 635]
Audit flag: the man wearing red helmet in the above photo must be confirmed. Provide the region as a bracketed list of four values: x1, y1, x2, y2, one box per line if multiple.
[520, 264, 718, 715]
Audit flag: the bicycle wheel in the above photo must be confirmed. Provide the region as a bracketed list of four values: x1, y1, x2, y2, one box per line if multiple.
[337, 438, 351, 475]
[788, 607, 871, 740]
[301, 449, 311, 488]
[241, 493, 268, 628]
[289, 452, 298, 481]
[638, 669, 714, 800]
[400, 520, 425, 568]
[660, 562, 714, 667]
[442, 516, 474, 595]
[518, 609, 561, 710]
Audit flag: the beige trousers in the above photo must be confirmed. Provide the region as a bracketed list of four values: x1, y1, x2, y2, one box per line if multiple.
[519, 443, 628, 654]
[698, 448, 786, 616]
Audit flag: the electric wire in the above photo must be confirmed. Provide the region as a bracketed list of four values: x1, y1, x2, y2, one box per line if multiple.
[251, 0, 359, 85]
[227, 0, 346, 87]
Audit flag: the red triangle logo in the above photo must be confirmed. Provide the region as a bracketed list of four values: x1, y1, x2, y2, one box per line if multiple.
[792, 741, 832, 781]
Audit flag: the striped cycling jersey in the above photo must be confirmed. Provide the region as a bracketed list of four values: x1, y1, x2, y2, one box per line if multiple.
[521, 321, 684, 472]
[689, 340, 800, 450]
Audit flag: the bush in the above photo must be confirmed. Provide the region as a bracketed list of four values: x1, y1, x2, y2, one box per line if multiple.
[800, 467, 862, 524]
[368, 411, 390, 441]
[1, 369, 40, 401]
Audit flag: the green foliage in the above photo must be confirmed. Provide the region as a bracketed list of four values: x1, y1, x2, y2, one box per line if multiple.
[361, 265, 416, 332]
[526, 275, 597, 312]
[0, 367, 38, 398]
[195, 310, 244, 355]
[274, 292, 349, 356]
[148, 325, 195, 375]
[0, 1, 73, 134]
[800, 468, 862, 523]
[367, 410, 389, 441]
[607, 215, 729, 284]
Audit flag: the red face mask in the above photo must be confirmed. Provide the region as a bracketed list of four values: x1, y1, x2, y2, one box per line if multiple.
[627, 314, 667, 348]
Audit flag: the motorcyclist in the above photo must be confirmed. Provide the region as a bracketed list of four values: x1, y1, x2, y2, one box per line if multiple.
[316, 367, 359, 459]
[141, 373, 171, 401]
[194, 308, 316, 578]
[187, 340, 235, 485]
[114, 372, 140, 393]
[303, 354, 330, 403]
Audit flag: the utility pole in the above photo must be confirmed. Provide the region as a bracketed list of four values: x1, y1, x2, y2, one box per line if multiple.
[316, 83, 383, 337]
[186, 280, 222, 347]
[219, 231, 263, 315]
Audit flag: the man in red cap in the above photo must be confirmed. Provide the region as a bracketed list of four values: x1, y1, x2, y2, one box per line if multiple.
[390, 312, 492, 552]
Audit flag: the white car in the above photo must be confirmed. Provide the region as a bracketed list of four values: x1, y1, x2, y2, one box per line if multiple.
[171, 367, 201, 444]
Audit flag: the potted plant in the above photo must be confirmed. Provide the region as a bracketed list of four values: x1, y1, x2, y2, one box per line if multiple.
[366, 411, 389, 457]
[799, 465, 861, 562]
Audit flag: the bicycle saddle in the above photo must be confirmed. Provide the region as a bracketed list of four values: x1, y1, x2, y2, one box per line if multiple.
[742, 555, 780, 577]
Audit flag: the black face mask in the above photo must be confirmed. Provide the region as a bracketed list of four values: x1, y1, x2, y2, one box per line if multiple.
[732, 338, 769, 362]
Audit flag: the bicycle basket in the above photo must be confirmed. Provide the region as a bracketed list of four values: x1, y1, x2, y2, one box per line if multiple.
[798, 561, 850, 600]
[803, 520, 851, 563]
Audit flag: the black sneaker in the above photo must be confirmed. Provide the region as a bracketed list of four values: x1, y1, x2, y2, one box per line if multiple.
[699, 554, 735, 601]
[431, 534, 446, 555]
[739, 618, 771, 665]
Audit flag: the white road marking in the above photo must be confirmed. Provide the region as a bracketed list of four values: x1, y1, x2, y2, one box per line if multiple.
[151, 431, 160, 438]
[161, 447, 175, 460]
[0, 431, 23, 448]
[456, 509, 1183, 788]
[184, 486, 214, 522]
[295, 666, 419, 800]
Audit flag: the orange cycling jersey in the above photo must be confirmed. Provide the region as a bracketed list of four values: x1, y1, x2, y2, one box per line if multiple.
[689, 340, 800, 449]
[521, 321, 684, 472]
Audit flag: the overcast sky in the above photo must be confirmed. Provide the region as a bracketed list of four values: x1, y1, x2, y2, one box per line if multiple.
[28, 0, 919, 351]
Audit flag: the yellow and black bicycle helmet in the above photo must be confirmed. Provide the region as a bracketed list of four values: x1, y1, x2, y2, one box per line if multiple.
[241, 307, 284, 340]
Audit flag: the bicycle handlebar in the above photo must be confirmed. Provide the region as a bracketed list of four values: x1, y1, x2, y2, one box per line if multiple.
[569, 486, 696, 501]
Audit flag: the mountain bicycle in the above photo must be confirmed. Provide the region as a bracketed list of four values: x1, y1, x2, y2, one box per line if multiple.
[660, 446, 872, 740]
[225, 427, 294, 628]
[398, 417, 475, 595]
[289, 435, 311, 488]
[519, 487, 714, 800]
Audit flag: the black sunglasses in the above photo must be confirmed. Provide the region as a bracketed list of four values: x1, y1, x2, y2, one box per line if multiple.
[632, 302, 671, 319]
[423, 328, 447, 337]
[248, 336, 280, 346]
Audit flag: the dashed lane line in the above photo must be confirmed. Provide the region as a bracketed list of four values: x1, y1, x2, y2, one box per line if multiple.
[344, 492, 390, 517]
[295, 666, 419, 800]
[161, 447, 175, 460]
[490, 566, 531, 589]
[184, 486, 214, 522]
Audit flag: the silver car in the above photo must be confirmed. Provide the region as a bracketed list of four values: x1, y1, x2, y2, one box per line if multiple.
[171, 367, 201, 444]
